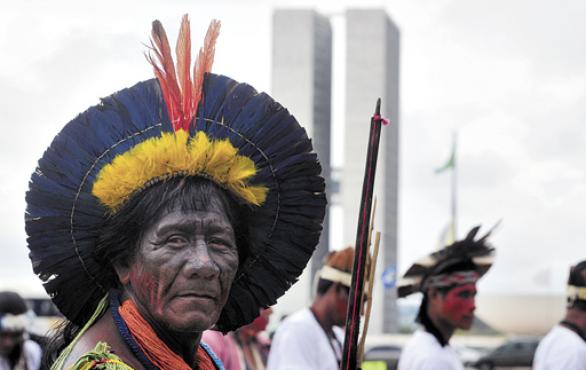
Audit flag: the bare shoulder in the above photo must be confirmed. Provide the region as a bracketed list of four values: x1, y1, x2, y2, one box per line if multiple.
[60, 313, 143, 370]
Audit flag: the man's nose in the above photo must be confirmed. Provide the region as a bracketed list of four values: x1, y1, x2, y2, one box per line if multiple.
[184, 241, 220, 279]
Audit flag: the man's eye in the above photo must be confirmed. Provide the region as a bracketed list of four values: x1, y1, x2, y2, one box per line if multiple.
[166, 236, 187, 245]
[208, 237, 234, 250]
[458, 291, 474, 298]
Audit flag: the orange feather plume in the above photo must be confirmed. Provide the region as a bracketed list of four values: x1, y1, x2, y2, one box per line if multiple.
[147, 15, 220, 132]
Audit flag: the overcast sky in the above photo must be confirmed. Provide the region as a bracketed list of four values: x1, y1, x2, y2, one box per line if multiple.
[1, 0, 585, 297]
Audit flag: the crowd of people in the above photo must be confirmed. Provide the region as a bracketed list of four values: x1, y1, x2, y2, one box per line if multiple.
[3, 14, 584, 370]
[4, 243, 585, 369]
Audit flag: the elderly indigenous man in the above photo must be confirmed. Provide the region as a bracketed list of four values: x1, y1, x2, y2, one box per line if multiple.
[267, 247, 354, 370]
[533, 260, 586, 369]
[397, 226, 495, 370]
[24, 15, 326, 370]
[0, 292, 42, 370]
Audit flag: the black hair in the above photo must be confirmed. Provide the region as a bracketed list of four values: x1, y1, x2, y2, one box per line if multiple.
[315, 279, 349, 297]
[568, 260, 586, 311]
[0, 291, 28, 315]
[316, 278, 334, 296]
[43, 176, 248, 367]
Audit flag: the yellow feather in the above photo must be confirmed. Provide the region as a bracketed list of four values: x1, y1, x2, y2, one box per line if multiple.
[92, 131, 268, 211]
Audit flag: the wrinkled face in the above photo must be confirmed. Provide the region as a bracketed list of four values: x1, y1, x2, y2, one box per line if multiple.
[0, 331, 24, 356]
[119, 205, 239, 333]
[438, 283, 477, 330]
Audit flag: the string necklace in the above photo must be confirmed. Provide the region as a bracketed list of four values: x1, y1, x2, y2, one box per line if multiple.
[560, 320, 586, 343]
[110, 291, 222, 370]
[309, 308, 342, 366]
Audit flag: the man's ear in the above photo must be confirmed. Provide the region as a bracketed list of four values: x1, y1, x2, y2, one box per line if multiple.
[113, 259, 131, 286]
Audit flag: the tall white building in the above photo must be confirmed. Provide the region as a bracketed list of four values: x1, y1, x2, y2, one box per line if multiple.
[271, 9, 332, 307]
[343, 8, 400, 333]
[271, 8, 399, 333]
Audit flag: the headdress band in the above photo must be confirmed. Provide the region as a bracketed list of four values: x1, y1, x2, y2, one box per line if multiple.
[319, 265, 352, 288]
[422, 271, 480, 290]
[0, 313, 29, 332]
[567, 285, 586, 301]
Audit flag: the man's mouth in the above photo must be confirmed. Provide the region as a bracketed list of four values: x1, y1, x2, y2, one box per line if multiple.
[176, 291, 217, 300]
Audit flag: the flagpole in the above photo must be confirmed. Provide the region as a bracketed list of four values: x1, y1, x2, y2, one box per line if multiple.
[451, 132, 458, 239]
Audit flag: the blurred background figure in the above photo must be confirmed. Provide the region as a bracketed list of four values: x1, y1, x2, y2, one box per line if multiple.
[0, 291, 41, 370]
[267, 247, 354, 370]
[203, 307, 273, 370]
[202, 330, 242, 370]
[396, 226, 495, 370]
[234, 307, 273, 370]
[533, 259, 586, 370]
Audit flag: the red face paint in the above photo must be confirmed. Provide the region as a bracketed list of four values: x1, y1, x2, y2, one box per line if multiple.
[441, 283, 477, 330]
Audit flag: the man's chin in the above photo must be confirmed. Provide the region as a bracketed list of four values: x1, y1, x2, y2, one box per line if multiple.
[459, 317, 475, 330]
[166, 313, 218, 333]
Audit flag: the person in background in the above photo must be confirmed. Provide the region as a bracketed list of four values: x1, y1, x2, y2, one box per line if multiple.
[0, 291, 41, 370]
[533, 259, 586, 369]
[397, 226, 496, 370]
[267, 247, 354, 370]
[233, 308, 272, 370]
[201, 331, 242, 370]
[204, 308, 273, 370]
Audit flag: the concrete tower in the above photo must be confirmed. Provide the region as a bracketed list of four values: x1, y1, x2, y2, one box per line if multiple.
[271, 9, 332, 306]
[343, 9, 400, 333]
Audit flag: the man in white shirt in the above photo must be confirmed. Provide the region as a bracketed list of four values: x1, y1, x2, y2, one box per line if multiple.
[533, 260, 586, 370]
[397, 226, 496, 370]
[267, 247, 353, 370]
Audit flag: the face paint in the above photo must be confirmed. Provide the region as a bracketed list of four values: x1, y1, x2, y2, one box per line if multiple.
[440, 283, 477, 330]
[124, 202, 238, 333]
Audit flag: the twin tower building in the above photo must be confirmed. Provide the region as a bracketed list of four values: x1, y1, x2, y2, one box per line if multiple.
[271, 8, 400, 333]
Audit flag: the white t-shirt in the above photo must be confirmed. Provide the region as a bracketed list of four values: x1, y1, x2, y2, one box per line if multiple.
[398, 330, 463, 370]
[267, 308, 344, 370]
[533, 324, 586, 370]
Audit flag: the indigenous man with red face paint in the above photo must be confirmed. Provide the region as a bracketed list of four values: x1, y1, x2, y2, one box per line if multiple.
[533, 259, 586, 370]
[397, 226, 496, 370]
[267, 248, 354, 370]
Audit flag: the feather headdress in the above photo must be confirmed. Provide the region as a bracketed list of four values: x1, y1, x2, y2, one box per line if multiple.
[25, 15, 326, 331]
[397, 225, 496, 298]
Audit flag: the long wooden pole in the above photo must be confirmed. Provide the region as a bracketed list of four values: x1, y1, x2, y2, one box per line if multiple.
[340, 99, 385, 370]
[357, 231, 381, 366]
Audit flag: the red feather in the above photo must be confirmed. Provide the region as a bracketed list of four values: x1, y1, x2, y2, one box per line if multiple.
[147, 16, 220, 132]
[176, 15, 193, 129]
[193, 20, 221, 124]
